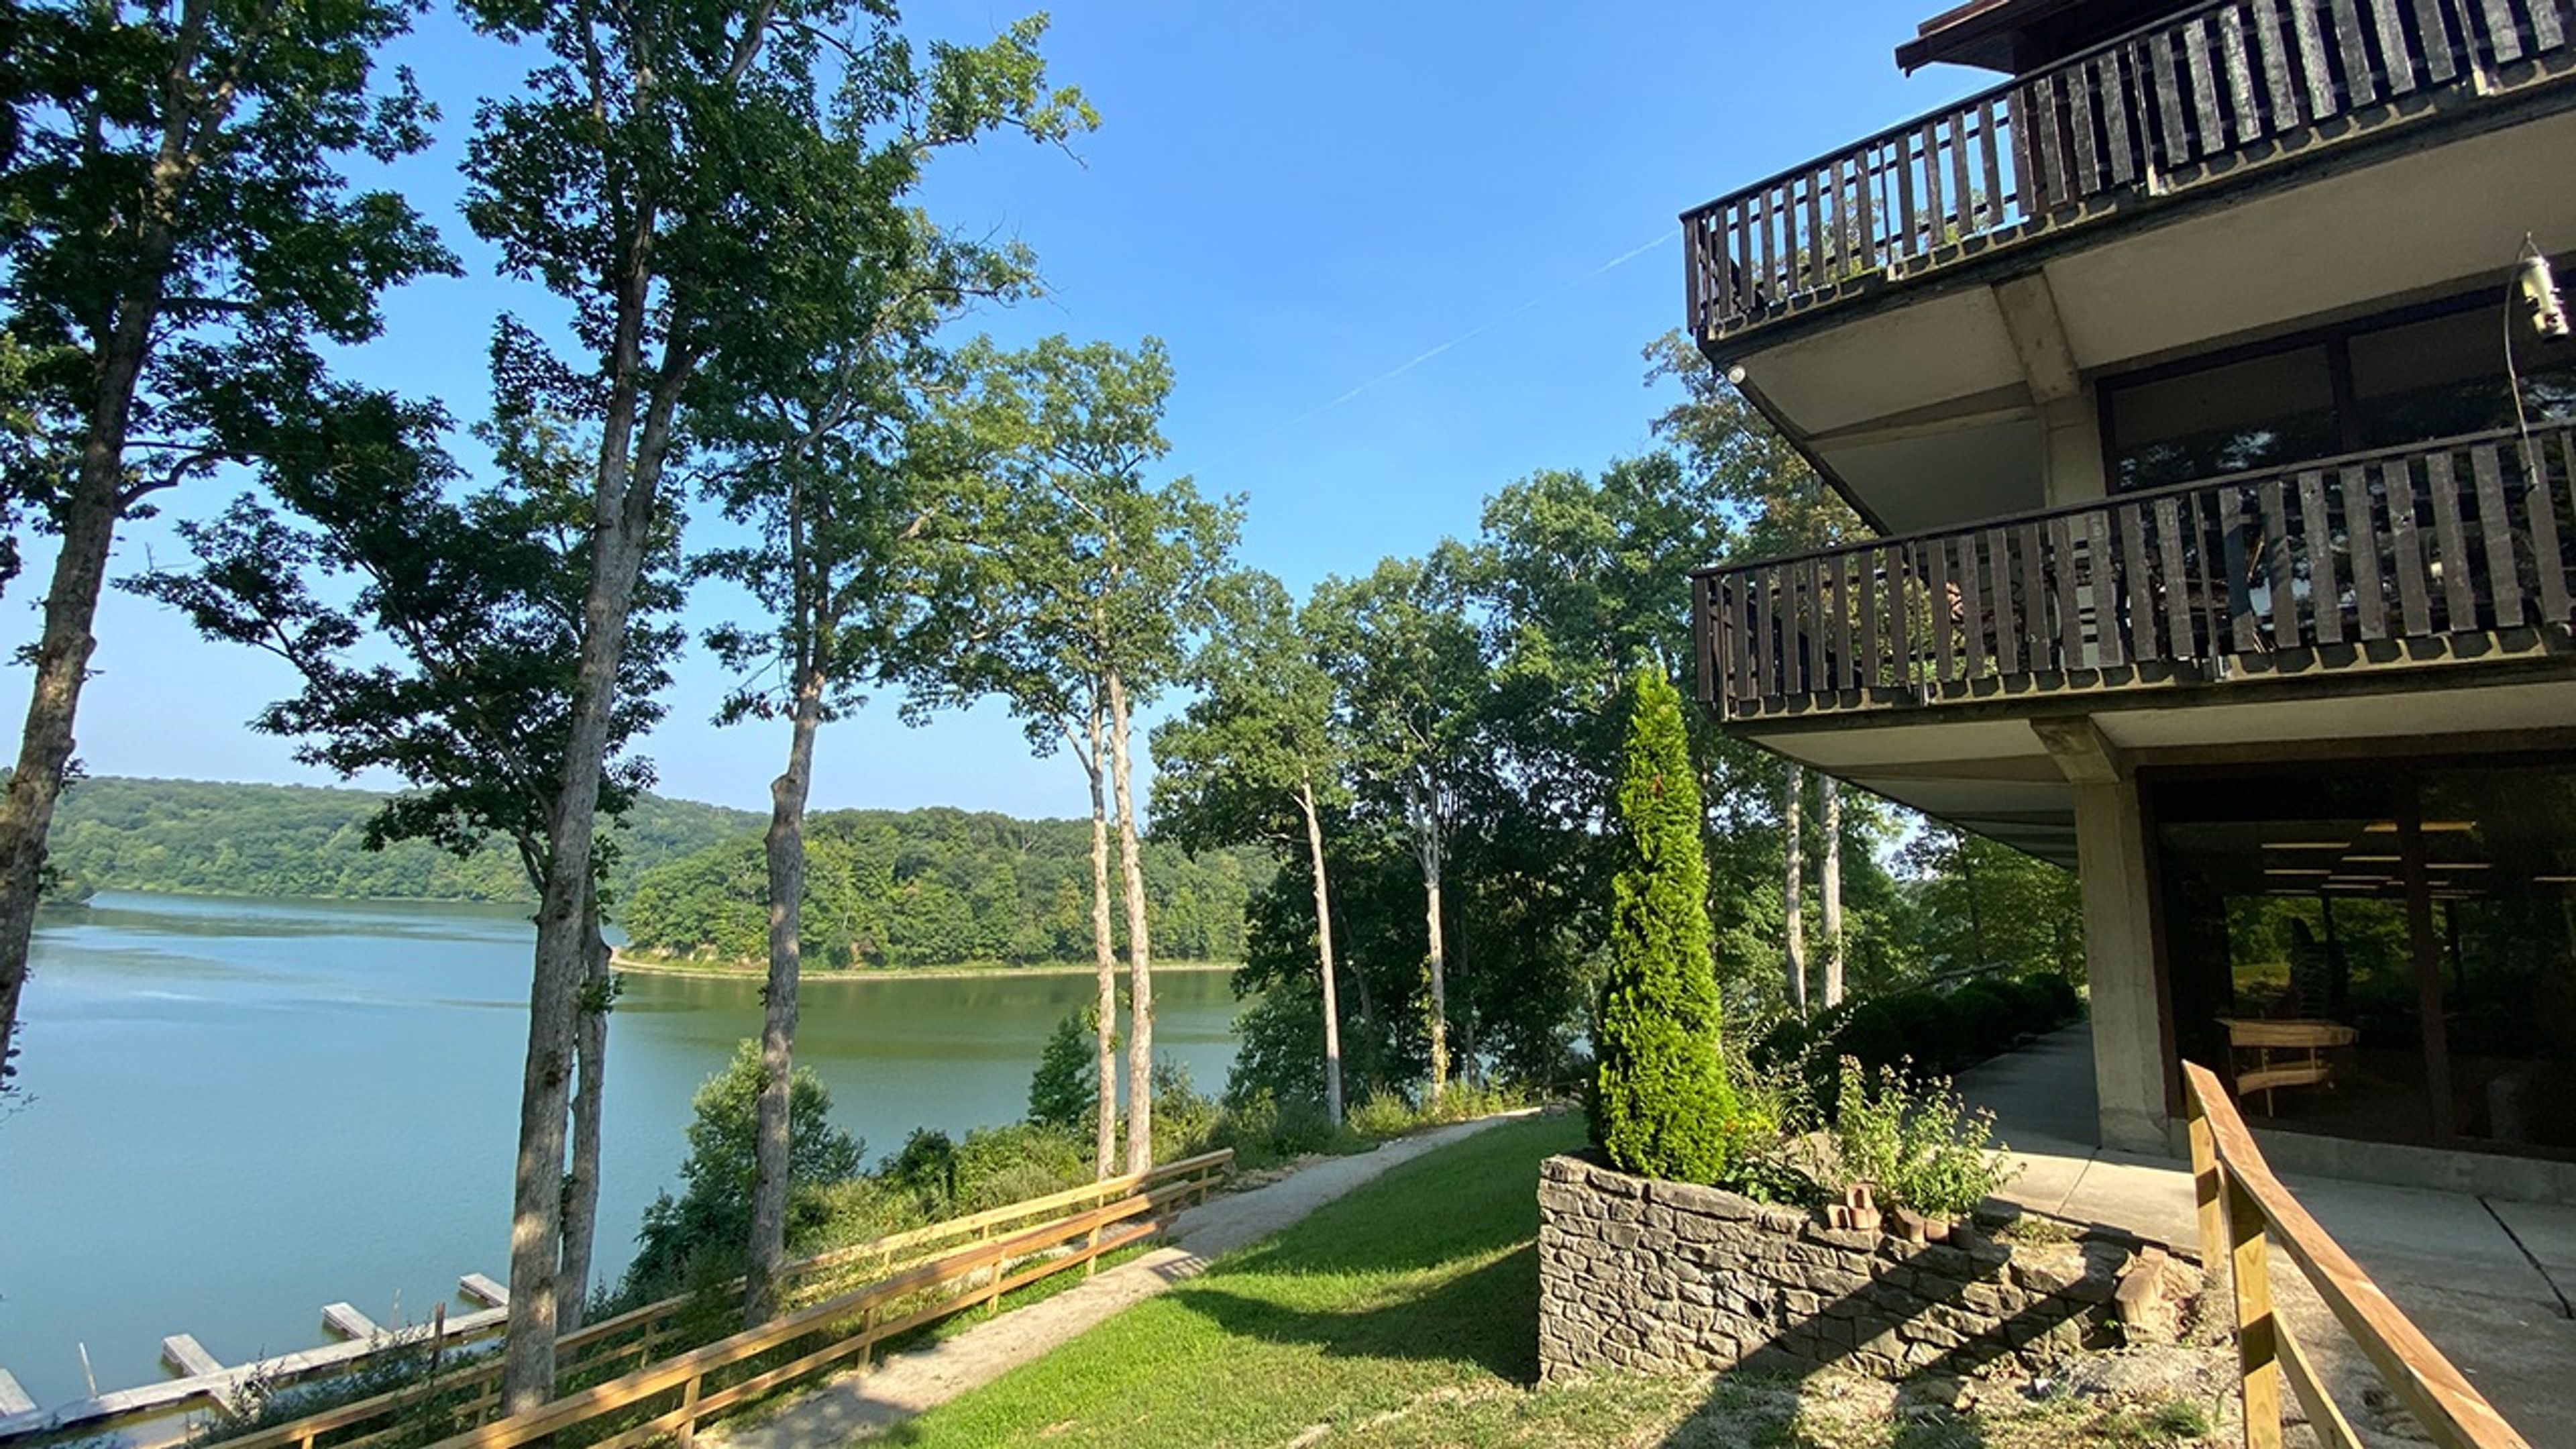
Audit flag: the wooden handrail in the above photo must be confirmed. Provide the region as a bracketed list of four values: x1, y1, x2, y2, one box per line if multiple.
[2182, 1062, 2529, 1449]
[32, 1151, 1232, 1449]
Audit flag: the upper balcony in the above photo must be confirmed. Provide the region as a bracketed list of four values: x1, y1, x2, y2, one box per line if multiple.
[1690, 424, 2576, 724]
[1683, 0, 2576, 355]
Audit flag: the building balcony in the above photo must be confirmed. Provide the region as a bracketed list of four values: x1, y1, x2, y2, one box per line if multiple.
[1683, 0, 2576, 354]
[1692, 425, 2576, 724]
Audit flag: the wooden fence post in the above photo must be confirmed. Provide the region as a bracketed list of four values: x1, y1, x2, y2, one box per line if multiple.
[674, 1372, 701, 1449]
[2229, 1173, 2283, 1449]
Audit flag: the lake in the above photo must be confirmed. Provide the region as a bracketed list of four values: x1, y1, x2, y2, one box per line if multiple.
[0, 892, 1244, 1409]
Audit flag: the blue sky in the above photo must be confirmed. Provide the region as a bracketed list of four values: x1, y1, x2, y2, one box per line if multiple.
[40, 0, 1980, 820]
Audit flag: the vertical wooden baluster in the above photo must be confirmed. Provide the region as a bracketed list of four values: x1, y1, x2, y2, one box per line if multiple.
[2528, 0, 2566, 51]
[2222, 6, 2264, 145]
[2341, 464, 2386, 641]
[2101, 50, 2139, 186]
[2391, 458, 2432, 637]
[2254, 0, 2302, 128]
[1977, 98, 2006, 226]
[2528, 433, 2573, 626]
[2123, 499, 2157, 664]
[1947, 109, 1975, 238]
[1981, 528, 2015, 674]
[1927, 536, 1955, 682]
[2261, 476, 2299, 647]
[1692, 574, 1715, 706]
[1803, 171, 1826, 289]
[2187, 1085, 2226, 1285]
[2289, 0, 2337, 115]
[2375, 0, 2420, 93]
[2477, 0, 2526, 65]
[2007, 85, 2041, 217]
[2472, 443, 2524, 629]
[2229, 1176, 2285, 1449]
[2329, 0, 2378, 105]
[1859, 549, 1882, 690]
[676, 1372, 703, 1449]
[2070, 61, 2104, 197]
[2412, 0, 2458, 83]
[2187, 16, 2227, 150]
[2220, 488, 2259, 653]
[2157, 496, 2196, 659]
[1960, 532, 1990, 678]
[2053, 515, 2084, 667]
[1890, 545, 1915, 690]
[1894, 127, 1921, 260]
[1921, 120, 1949, 245]
[2152, 29, 2193, 166]
[2428, 451, 2475, 630]
[2087, 506, 2125, 667]
[1755, 566, 1778, 700]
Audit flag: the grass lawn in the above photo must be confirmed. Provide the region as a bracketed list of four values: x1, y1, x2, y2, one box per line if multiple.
[883, 1113, 2229, 1449]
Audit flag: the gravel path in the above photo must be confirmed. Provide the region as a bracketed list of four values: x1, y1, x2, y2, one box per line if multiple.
[710, 1112, 1538, 1449]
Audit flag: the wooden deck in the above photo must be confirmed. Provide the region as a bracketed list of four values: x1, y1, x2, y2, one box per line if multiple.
[1693, 427, 2576, 722]
[1682, 0, 2576, 347]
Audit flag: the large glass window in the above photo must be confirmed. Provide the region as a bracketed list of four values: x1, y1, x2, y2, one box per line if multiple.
[2153, 761, 2576, 1157]
[2106, 282, 2576, 492]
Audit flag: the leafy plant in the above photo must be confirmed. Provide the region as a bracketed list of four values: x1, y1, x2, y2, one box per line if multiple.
[1028, 1007, 1107, 1134]
[1825, 1060, 2016, 1220]
[625, 1043, 862, 1297]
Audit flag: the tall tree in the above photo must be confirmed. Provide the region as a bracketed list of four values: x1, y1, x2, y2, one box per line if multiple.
[1819, 775, 1845, 1006]
[910, 335, 1239, 1173]
[1151, 571, 1348, 1125]
[1315, 552, 1486, 1100]
[0, 0, 449, 1100]
[125, 379, 681, 1328]
[1593, 665, 1736, 1182]
[457, 0, 1087, 1403]
[1784, 763, 1807, 1016]
[694, 219, 1041, 1322]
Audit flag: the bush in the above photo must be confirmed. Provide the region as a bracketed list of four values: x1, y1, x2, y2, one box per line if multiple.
[1945, 981, 2020, 1062]
[951, 1121, 1089, 1212]
[1346, 1089, 1417, 1140]
[1591, 668, 1738, 1182]
[625, 1041, 863, 1299]
[1878, 991, 1966, 1073]
[1027, 1006, 1105, 1134]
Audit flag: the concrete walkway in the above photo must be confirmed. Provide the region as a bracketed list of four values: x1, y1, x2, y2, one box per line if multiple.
[710, 1112, 1534, 1449]
[1958, 1026, 2576, 1440]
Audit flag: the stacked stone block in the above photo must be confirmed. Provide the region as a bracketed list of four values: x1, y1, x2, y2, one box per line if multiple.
[1536, 1154, 2140, 1383]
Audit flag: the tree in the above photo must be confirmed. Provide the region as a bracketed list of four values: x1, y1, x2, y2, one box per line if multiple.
[457, 0, 1088, 1402]
[1027, 1006, 1103, 1134]
[0, 0, 450, 1101]
[1784, 763, 1807, 1015]
[1593, 667, 1737, 1183]
[1313, 552, 1486, 1099]
[910, 335, 1240, 1175]
[125, 378, 680, 1330]
[694, 218, 1046, 1322]
[1152, 572, 1348, 1125]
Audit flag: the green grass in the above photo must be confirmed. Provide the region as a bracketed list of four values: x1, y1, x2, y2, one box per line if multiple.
[879, 1112, 2231, 1448]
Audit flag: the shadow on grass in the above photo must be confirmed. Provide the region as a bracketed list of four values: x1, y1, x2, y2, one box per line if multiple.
[1161, 1243, 1541, 1383]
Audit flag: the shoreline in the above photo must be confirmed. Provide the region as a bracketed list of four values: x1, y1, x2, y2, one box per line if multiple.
[608, 949, 1242, 983]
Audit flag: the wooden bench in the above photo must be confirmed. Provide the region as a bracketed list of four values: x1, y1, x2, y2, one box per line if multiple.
[2219, 1017, 2359, 1116]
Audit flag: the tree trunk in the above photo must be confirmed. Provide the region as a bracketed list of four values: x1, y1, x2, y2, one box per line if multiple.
[502, 285, 678, 1414]
[1424, 871, 1448, 1100]
[1783, 764, 1807, 1018]
[0, 267, 168, 1101]
[1819, 775, 1844, 1008]
[1082, 713, 1118, 1181]
[559, 888, 610, 1333]
[745, 667, 824, 1322]
[1298, 776, 1343, 1128]
[1106, 670, 1153, 1174]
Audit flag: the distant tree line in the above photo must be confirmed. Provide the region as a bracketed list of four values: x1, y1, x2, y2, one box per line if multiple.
[621, 809, 1264, 968]
[41, 776, 755, 905]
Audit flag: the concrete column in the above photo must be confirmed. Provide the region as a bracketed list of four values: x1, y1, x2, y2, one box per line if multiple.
[2040, 390, 2107, 506]
[2072, 773, 2169, 1153]
[2034, 717, 2169, 1155]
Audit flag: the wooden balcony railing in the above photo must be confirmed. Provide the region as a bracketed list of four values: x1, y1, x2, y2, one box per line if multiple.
[2183, 1062, 2530, 1448]
[1682, 0, 2576, 341]
[1691, 427, 2576, 720]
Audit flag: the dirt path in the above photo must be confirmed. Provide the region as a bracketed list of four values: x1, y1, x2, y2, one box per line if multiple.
[709, 1112, 1538, 1449]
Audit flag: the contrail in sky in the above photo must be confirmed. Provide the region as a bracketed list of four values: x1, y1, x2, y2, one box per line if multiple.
[1213, 227, 1679, 462]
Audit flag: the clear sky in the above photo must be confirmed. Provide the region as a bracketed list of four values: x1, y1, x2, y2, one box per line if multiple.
[34, 0, 1986, 820]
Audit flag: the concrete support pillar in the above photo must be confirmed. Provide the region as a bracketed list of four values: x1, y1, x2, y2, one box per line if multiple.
[2040, 392, 2106, 507]
[2071, 773, 2169, 1154]
[2035, 718, 2169, 1155]
[1993, 271, 2108, 508]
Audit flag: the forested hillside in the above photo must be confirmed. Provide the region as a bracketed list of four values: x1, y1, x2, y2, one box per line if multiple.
[44, 776, 759, 904]
[621, 808, 1267, 968]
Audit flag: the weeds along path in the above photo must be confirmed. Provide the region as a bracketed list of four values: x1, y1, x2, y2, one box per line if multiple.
[707, 1110, 1545, 1449]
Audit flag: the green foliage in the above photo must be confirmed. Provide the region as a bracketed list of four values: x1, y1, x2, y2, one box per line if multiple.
[43, 777, 751, 904]
[625, 1042, 862, 1298]
[1591, 669, 1738, 1183]
[1899, 826, 2086, 979]
[1824, 1061, 2017, 1220]
[1027, 1007, 1103, 1134]
[620, 808, 1265, 967]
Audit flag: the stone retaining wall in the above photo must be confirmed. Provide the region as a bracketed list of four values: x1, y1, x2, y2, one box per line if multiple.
[1536, 1154, 2153, 1383]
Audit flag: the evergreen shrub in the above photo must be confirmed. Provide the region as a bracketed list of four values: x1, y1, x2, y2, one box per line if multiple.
[1590, 668, 1738, 1182]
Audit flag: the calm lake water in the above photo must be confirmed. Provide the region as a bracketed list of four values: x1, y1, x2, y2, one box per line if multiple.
[0, 892, 1243, 1409]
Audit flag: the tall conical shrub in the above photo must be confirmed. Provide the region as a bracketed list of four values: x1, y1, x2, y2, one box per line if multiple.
[1592, 666, 1737, 1181]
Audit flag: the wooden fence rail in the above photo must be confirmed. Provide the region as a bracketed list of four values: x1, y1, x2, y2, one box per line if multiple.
[1692, 426, 2576, 718]
[2182, 1062, 2528, 1448]
[0, 1151, 1232, 1449]
[1682, 0, 2576, 339]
